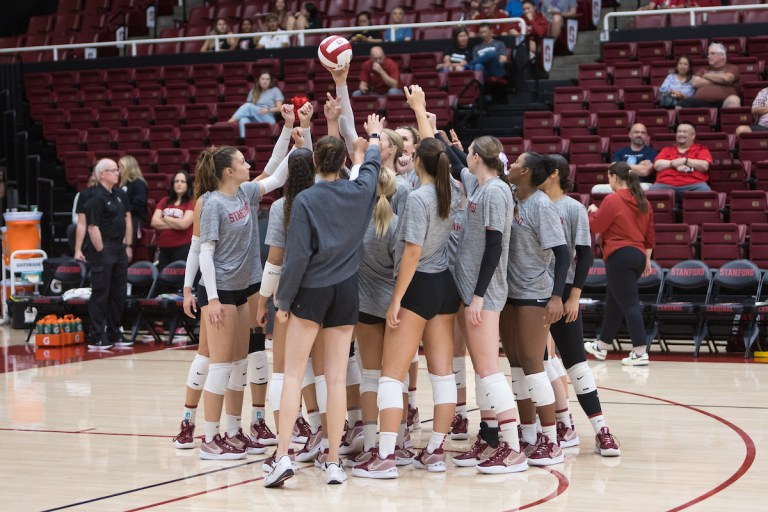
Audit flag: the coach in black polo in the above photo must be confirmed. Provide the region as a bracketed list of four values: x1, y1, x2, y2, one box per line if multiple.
[85, 158, 133, 350]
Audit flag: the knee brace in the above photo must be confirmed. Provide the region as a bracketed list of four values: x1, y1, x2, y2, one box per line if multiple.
[510, 367, 530, 401]
[567, 361, 597, 395]
[248, 329, 266, 353]
[314, 375, 327, 414]
[186, 354, 209, 390]
[361, 369, 381, 395]
[269, 373, 284, 412]
[429, 373, 457, 405]
[204, 362, 232, 396]
[526, 371, 555, 407]
[481, 373, 517, 413]
[227, 358, 248, 391]
[302, 359, 314, 389]
[347, 355, 362, 386]
[248, 351, 269, 385]
[475, 374, 492, 411]
[452, 356, 467, 390]
[543, 358, 560, 383]
[377, 376, 404, 411]
[551, 356, 567, 378]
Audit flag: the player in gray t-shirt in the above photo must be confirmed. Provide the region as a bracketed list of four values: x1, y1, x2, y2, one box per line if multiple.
[499, 152, 571, 467]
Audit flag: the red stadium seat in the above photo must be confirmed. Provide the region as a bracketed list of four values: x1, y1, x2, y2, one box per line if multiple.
[708, 161, 751, 194]
[636, 41, 671, 65]
[682, 191, 726, 226]
[596, 110, 635, 137]
[719, 108, 753, 134]
[558, 111, 596, 138]
[671, 38, 707, 58]
[729, 190, 768, 225]
[676, 108, 717, 133]
[635, 109, 675, 136]
[156, 148, 190, 173]
[611, 63, 648, 88]
[575, 164, 610, 194]
[523, 111, 556, 138]
[553, 87, 587, 114]
[578, 64, 610, 88]
[749, 223, 768, 269]
[738, 132, 768, 163]
[646, 189, 677, 224]
[587, 86, 623, 113]
[622, 85, 656, 111]
[602, 42, 636, 64]
[115, 126, 148, 151]
[569, 136, 608, 165]
[653, 223, 698, 268]
[700, 223, 747, 268]
[146, 125, 179, 150]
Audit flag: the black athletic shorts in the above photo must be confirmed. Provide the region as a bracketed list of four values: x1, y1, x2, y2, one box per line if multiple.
[246, 282, 260, 297]
[401, 269, 461, 320]
[505, 297, 551, 308]
[291, 274, 359, 327]
[196, 284, 250, 308]
[358, 311, 385, 325]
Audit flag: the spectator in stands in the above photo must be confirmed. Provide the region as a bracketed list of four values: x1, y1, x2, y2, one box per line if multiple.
[354, 46, 402, 96]
[510, 0, 549, 59]
[200, 18, 236, 52]
[350, 11, 383, 43]
[151, 171, 195, 270]
[237, 18, 258, 50]
[228, 70, 285, 137]
[735, 86, 768, 136]
[466, 23, 508, 79]
[257, 14, 291, 49]
[505, 0, 525, 17]
[119, 155, 148, 249]
[384, 7, 413, 42]
[658, 55, 695, 108]
[472, 0, 515, 36]
[679, 43, 741, 109]
[294, 2, 322, 30]
[639, 0, 687, 11]
[86, 159, 132, 351]
[260, 0, 296, 31]
[438, 27, 474, 72]
[539, 0, 577, 41]
[593, 124, 658, 194]
[649, 122, 713, 202]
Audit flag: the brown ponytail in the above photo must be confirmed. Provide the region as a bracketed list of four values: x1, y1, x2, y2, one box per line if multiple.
[415, 137, 452, 219]
[374, 167, 396, 237]
[283, 148, 315, 231]
[193, 148, 226, 199]
[609, 161, 648, 213]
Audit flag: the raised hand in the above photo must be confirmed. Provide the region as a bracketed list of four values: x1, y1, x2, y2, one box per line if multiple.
[324, 92, 342, 122]
[297, 101, 314, 128]
[352, 136, 369, 165]
[291, 127, 305, 148]
[364, 113, 384, 136]
[281, 104, 295, 128]
[404, 84, 426, 112]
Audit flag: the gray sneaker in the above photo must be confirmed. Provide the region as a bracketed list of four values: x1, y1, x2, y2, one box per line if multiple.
[264, 455, 294, 488]
[584, 341, 607, 361]
[324, 461, 347, 485]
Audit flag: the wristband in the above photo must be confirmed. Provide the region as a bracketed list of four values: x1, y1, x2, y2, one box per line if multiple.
[370, 133, 379, 139]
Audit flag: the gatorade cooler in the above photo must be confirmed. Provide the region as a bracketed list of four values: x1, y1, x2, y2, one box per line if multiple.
[2, 211, 43, 266]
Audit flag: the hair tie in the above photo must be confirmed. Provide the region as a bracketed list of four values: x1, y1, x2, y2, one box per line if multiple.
[498, 152, 509, 175]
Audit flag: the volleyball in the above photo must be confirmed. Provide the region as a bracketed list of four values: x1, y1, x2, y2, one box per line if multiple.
[318, 35, 353, 70]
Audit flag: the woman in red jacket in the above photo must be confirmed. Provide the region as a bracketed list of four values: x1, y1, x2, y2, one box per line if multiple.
[511, 0, 550, 58]
[584, 162, 655, 367]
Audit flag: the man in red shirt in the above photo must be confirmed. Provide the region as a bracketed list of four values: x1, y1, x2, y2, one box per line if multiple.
[472, 0, 515, 36]
[354, 46, 402, 97]
[679, 43, 741, 109]
[649, 122, 713, 202]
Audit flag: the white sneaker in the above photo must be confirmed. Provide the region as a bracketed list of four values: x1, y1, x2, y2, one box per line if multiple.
[324, 461, 347, 484]
[584, 341, 607, 361]
[621, 351, 649, 366]
[264, 455, 294, 488]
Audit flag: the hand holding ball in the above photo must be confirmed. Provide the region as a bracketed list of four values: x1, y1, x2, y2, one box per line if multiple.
[318, 35, 353, 70]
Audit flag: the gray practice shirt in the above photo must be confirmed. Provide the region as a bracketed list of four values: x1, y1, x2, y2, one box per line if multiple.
[507, 189, 566, 299]
[276, 146, 381, 312]
[447, 203, 466, 275]
[548, 195, 591, 285]
[265, 197, 286, 249]
[391, 174, 413, 216]
[358, 215, 399, 318]
[455, 170, 514, 310]
[199, 181, 263, 291]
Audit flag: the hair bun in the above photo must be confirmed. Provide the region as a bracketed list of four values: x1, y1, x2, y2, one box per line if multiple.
[498, 152, 509, 175]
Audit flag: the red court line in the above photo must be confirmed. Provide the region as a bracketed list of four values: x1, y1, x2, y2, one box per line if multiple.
[600, 386, 756, 511]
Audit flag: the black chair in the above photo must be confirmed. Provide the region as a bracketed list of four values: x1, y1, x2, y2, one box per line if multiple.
[25, 259, 87, 343]
[135, 260, 197, 344]
[122, 260, 158, 343]
[753, 273, 768, 356]
[580, 259, 607, 341]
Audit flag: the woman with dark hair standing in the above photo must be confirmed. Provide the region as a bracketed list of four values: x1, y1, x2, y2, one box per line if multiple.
[151, 171, 194, 270]
[585, 162, 655, 366]
[540, 155, 621, 456]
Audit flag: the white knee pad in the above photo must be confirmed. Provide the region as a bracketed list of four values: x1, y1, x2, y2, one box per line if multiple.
[361, 369, 381, 395]
[377, 376, 404, 411]
[269, 373, 284, 412]
[452, 356, 467, 390]
[412, 350, 419, 364]
[510, 367, 530, 401]
[551, 356, 567, 378]
[314, 375, 327, 414]
[475, 374, 492, 411]
[567, 361, 597, 395]
[302, 359, 314, 388]
[227, 358, 248, 391]
[186, 354, 209, 390]
[543, 359, 560, 383]
[429, 373, 457, 405]
[481, 373, 517, 414]
[204, 362, 232, 396]
[347, 355, 362, 386]
[248, 351, 269, 385]
[526, 371, 555, 407]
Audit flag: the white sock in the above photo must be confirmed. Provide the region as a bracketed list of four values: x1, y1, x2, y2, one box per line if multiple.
[486, 419, 498, 429]
[363, 423, 377, 451]
[597, 340, 612, 351]
[348, 407, 362, 425]
[633, 346, 647, 356]
[427, 432, 446, 453]
[456, 403, 467, 419]
[205, 421, 219, 443]
[183, 406, 197, 425]
[499, 419, 520, 451]
[521, 423, 537, 445]
[307, 410, 321, 434]
[379, 431, 398, 458]
[589, 414, 607, 433]
[397, 421, 406, 447]
[408, 389, 417, 408]
[225, 414, 240, 437]
[542, 423, 557, 443]
[252, 405, 265, 424]
[556, 408, 570, 427]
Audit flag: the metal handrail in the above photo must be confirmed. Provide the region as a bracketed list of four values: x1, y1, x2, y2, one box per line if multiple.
[0, 17, 526, 61]
[602, 3, 768, 34]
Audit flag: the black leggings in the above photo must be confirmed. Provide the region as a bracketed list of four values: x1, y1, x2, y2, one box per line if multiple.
[549, 284, 587, 369]
[158, 244, 191, 271]
[600, 246, 647, 349]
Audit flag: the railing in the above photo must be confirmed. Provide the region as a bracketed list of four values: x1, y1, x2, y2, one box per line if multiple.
[0, 18, 526, 62]
[602, 3, 768, 40]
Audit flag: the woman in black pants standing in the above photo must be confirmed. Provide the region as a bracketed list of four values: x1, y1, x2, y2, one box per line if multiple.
[585, 162, 655, 367]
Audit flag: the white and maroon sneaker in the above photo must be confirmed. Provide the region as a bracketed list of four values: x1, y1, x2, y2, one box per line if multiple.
[226, 428, 267, 455]
[314, 447, 329, 468]
[295, 427, 324, 462]
[449, 414, 469, 440]
[527, 434, 564, 466]
[403, 428, 414, 449]
[339, 420, 364, 455]
[451, 434, 494, 467]
[262, 449, 297, 472]
[173, 420, 196, 449]
[352, 448, 399, 479]
[199, 434, 247, 460]
[476, 441, 529, 474]
[413, 447, 447, 472]
[595, 427, 621, 457]
[345, 447, 374, 468]
[407, 405, 421, 431]
[518, 425, 535, 457]
[292, 417, 312, 443]
[557, 421, 580, 448]
[395, 445, 415, 466]
[250, 418, 277, 446]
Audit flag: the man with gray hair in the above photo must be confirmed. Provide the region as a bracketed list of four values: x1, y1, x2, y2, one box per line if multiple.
[85, 158, 133, 350]
[680, 43, 741, 109]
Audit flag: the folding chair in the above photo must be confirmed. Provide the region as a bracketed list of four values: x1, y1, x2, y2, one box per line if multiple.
[25, 259, 87, 344]
[580, 259, 607, 341]
[135, 261, 197, 344]
[123, 261, 158, 343]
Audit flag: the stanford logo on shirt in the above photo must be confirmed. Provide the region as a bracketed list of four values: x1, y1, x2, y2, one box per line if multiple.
[468, 202, 477, 213]
[227, 202, 250, 223]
